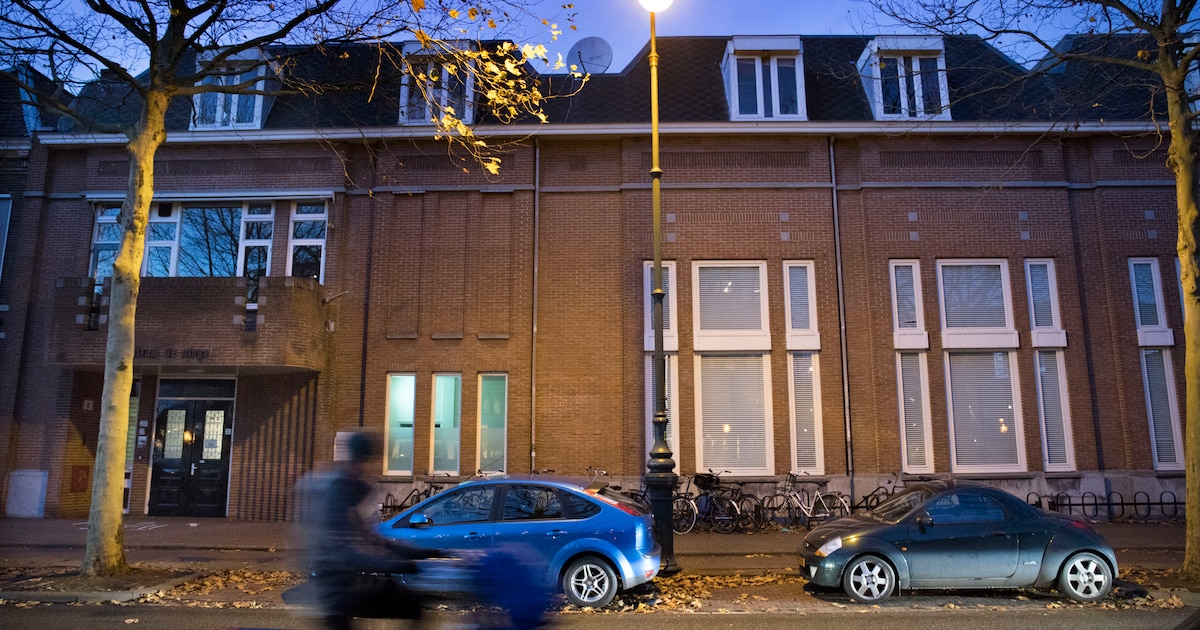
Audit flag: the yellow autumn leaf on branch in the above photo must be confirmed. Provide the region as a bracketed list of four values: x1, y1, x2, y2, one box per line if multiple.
[411, 0, 424, 11]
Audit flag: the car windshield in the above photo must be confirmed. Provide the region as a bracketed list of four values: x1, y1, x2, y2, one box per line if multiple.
[870, 486, 936, 523]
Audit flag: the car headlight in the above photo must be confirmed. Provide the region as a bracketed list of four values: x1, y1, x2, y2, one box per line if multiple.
[816, 537, 842, 557]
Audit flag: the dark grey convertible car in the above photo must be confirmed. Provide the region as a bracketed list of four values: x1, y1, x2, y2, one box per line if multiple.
[798, 481, 1117, 604]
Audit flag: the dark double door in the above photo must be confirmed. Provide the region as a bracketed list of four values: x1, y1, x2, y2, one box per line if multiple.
[148, 389, 235, 517]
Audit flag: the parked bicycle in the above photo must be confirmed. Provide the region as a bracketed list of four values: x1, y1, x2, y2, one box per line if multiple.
[762, 472, 850, 529]
[380, 472, 452, 519]
[690, 470, 741, 533]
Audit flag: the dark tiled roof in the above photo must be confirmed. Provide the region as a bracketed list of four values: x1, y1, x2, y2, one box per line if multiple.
[19, 33, 1175, 134]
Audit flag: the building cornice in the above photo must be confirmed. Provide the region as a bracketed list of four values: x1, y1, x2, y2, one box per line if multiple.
[31, 120, 1165, 146]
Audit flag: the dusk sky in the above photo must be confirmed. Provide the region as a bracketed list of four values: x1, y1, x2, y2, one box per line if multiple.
[528, 0, 877, 72]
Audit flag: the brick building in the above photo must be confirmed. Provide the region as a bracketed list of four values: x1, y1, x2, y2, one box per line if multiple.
[0, 34, 1186, 520]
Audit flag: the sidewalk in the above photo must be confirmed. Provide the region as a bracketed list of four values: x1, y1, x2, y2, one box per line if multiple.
[0, 516, 1191, 604]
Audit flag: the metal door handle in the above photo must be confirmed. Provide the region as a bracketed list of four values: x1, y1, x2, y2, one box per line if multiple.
[190, 463, 197, 476]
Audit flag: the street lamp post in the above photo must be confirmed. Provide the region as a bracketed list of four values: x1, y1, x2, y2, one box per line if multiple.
[639, 0, 680, 576]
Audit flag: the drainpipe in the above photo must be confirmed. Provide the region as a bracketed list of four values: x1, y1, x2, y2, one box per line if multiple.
[829, 136, 855, 501]
[530, 139, 541, 473]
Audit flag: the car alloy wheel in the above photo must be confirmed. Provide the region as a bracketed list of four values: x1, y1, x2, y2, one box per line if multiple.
[1058, 551, 1113, 603]
[562, 556, 618, 608]
[842, 554, 896, 604]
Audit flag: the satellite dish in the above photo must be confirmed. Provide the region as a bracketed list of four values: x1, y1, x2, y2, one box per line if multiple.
[568, 37, 613, 73]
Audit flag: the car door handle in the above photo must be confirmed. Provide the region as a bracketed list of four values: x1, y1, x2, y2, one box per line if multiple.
[991, 530, 1007, 537]
[545, 529, 568, 539]
[463, 532, 486, 540]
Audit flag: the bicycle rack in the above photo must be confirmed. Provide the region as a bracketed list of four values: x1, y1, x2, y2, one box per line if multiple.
[1026, 490, 1181, 520]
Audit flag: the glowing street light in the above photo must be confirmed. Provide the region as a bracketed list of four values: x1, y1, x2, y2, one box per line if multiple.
[639, 0, 679, 576]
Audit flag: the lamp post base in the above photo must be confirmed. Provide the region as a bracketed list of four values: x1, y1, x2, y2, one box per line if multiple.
[645, 471, 681, 576]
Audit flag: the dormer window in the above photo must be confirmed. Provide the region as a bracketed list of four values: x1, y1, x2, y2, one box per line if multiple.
[858, 36, 950, 121]
[400, 43, 475, 125]
[722, 37, 806, 121]
[191, 50, 271, 130]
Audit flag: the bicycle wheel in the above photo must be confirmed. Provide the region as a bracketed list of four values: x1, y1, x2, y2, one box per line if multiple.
[761, 494, 789, 529]
[737, 494, 765, 532]
[711, 495, 738, 533]
[672, 496, 697, 535]
[809, 492, 848, 524]
[829, 493, 851, 519]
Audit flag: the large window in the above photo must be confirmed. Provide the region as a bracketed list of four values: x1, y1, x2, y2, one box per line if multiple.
[858, 36, 950, 121]
[937, 259, 1018, 348]
[288, 201, 327, 282]
[644, 260, 680, 472]
[386, 374, 416, 475]
[478, 374, 508, 474]
[191, 66, 267, 130]
[431, 374, 462, 475]
[695, 354, 773, 476]
[938, 259, 1023, 473]
[945, 351, 1025, 472]
[1129, 258, 1183, 470]
[692, 261, 770, 351]
[401, 58, 474, 125]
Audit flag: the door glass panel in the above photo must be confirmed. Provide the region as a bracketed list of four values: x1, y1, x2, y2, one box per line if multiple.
[202, 410, 225, 459]
[164, 410, 186, 459]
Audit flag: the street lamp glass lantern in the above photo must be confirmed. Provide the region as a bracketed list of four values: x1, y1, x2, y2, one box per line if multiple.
[639, 0, 673, 13]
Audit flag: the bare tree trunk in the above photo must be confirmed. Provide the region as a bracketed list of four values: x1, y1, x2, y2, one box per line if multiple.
[1165, 79, 1200, 581]
[81, 90, 169, 577]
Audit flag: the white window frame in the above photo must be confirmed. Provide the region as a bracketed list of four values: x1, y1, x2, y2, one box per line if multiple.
[190, 65, 267, 130]
[694, 353, 774, 476]
[936, 259, 1019, 349]
[477, 373, 508, 475]
[644, 354, 680, 474]
[944, 350, 1026, 473]
[1141, 348, 1185, 471]
[90, 205, 121, 285]
[385, 373, 417, 476]
[896, 351, 934, 474]
[788, 351, 823, 474]
[890, 259, 928, 349]
[692, 261, 771, 351]
[1035, 349, 1075, 472]
[287, 200, 327, 283]
[723, 38, 807, 121]
[1025, 259, 1067, 347]
[236, 202, 274, 306]
[857, 35, 951, 121]
[1129, 258, 1175, 346]
[400, 57, 475, 125]
[430, 373, 462, 476]
[783, 261, 820, 350]
[144, 203, 181, 277]
[644, 261, 679, 352]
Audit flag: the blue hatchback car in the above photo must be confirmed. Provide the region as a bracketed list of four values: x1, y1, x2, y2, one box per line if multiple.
[377, 477, 661, 608]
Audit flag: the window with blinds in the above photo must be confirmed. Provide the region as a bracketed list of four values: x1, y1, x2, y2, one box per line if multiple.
[890, 260, 929, 350]
[645, 354, 679, 473]
[696, 354, 773, 475]
[1025, 259, 1067, 347]
[789, 351, 822, 473]
[897, 352, 933, 474]
[784, 261, 820, 350]
[1128, 258, 1175, 346]
[1035, 350, 1074, 471]
[692, 262, 771, 350]
[938, 259, 1018, 349]
[1141, 349, 1184, 470]
[643, 261, 678, 352]
[946, 351, 1025, 472]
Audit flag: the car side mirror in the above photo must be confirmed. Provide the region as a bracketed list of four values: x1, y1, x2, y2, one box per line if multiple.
[410, 513, 432, 529]
[916, 513, 934, 531]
